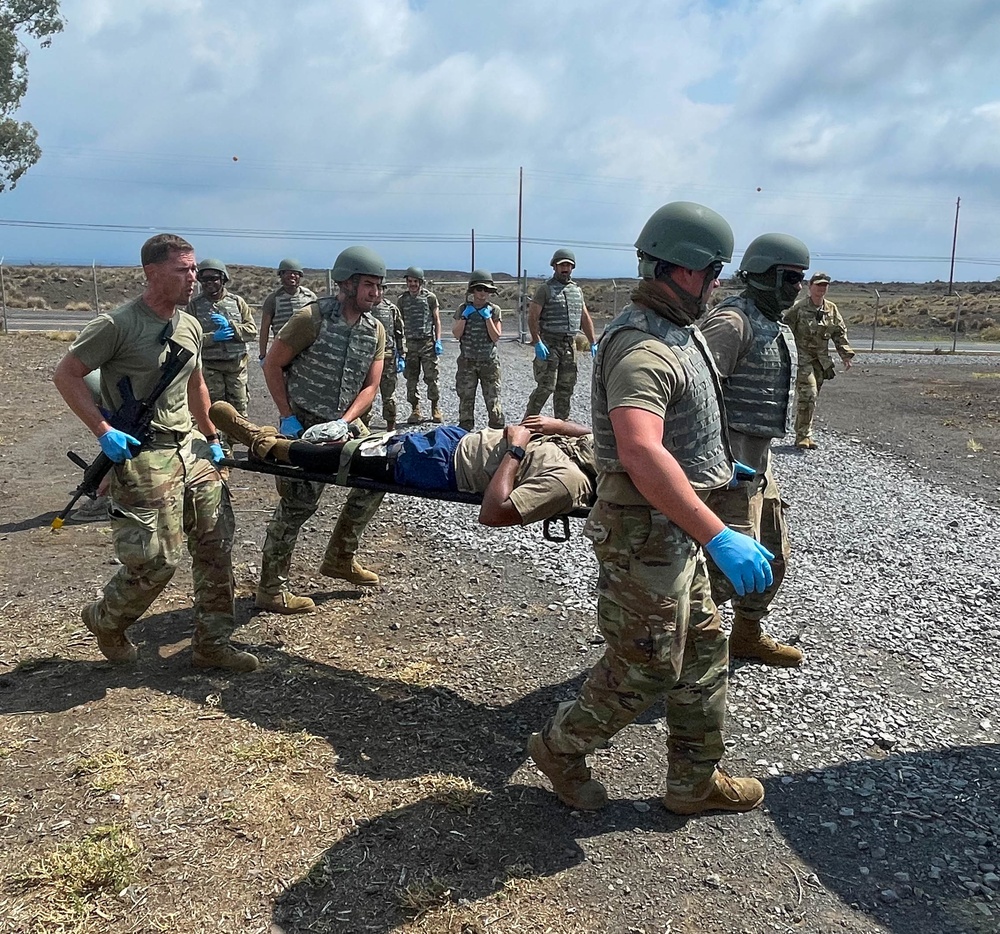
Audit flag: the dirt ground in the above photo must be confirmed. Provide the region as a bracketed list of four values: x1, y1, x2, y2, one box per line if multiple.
[0, 331, 998, 934]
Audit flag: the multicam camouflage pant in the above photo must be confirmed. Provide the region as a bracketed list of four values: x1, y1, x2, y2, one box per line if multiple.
[542, 501, 728, 795]
[455, 355, 504, 430]
[91, 436, 236, 651]
[379, 364, 399, 427]
[258, 422, 384, 595]
[404, 337, 440, 406]
[202, 361, 249, 454]
[525, 332, 578, 421]
[705, 465, 789, 621]
[793, 360, 829, 443]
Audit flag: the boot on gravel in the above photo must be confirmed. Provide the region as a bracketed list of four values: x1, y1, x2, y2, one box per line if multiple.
[662, 768, 764, 816]
[431, 404, 443, 423]
[730, 616, 803, 667]
[254, 590, 315, 614]
[83, 602, 137, 664]
[527, 732, 608, 811]
[192, 644, 259, 673]
[407, 405, 423, 424]
[319, 556, 380, 586]
[795, 438, 816, 450]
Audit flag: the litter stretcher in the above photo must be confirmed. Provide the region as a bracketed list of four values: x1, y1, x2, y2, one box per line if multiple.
[221, 431, 591, 543]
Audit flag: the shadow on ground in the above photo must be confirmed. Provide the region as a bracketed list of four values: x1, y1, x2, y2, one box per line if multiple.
[2, 619, 996, 934]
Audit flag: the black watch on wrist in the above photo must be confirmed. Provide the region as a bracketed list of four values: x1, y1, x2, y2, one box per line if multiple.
[507, 445, 527, 462]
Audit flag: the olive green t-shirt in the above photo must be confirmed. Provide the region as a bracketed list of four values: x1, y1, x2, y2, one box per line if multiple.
[69, 297, 202, 433]
[452, 430, 594, 525]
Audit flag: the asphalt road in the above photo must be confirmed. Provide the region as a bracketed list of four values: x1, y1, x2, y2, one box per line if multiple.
[3, 306, 999, 354]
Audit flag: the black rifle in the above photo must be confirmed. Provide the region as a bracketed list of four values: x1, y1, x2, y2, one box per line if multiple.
[52, 339, 194, 529]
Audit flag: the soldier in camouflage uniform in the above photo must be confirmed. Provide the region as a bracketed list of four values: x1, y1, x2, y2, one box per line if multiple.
[259, 258, 318, 363]
[256, 246, 388, 614]
[699, 233, 810, 667]
[186, 258, 258, 454]
[369, 291, 407, 430]
[525, 249, 598, 421]
[52, 234, 258, 673]
[398, 266, 443, 424]
[784, 272, 855, 449]
[452, 269, 504, 431]
[528, 203, 774, 815]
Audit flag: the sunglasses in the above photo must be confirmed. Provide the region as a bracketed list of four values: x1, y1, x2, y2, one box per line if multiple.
[472, 286, 493, 293]
[779, 269, 806, 285]
[704, 261, 725, 281]
[199, 274, 223, 283]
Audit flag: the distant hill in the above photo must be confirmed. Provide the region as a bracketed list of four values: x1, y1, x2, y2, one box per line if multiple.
[3, 265, 999, 339]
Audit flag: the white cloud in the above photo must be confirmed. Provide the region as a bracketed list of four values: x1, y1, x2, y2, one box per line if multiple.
[2, 0, 997, 281]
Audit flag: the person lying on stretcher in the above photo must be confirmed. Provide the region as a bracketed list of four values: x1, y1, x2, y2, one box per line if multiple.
[210, 401, 595, 528]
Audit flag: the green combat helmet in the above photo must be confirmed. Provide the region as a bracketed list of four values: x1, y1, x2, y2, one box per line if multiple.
[739, 233, 809, 274]
[550, 248, 576, 267]
[197, 258, 229, 282]
[405, 265, 425, 282]
[739, 233, 810, 315]
[634, 201, 734, 278]
[278, 258, 304, 273]
[468, 269, 498, 292]
[332, 246, 387, 283]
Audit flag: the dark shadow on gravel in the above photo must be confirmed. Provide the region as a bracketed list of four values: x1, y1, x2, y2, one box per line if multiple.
[764, 745, 1000, 934]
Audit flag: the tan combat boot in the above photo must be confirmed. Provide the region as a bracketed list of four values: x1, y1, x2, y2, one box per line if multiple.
[407, 404, 423, 424]
[82, 602, 137, 664]
[527, 732, 608, 811]
[254, 590, 316, 614]
[192, 644, 260, 673]
[795, 438, 816, 450]
[431, 404, 443, 423]
[662, 768, 764, 816]
[318, 556, 380, 586]
[730, 615, 803, 667]
[209, 402, 285, 460]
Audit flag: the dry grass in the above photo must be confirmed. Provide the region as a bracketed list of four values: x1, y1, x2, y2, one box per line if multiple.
[24, 295, 49, 309]
[43, 330, 79, 342]
[11, 824, 141, 930]
[228, 730, 317, 765]
[64, 301, 93, 312]
[71, 749, 132, 793]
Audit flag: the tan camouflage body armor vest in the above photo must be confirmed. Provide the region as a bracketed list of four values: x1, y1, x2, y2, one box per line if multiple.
[399, 289, 436, 340]
[458, 303, 500, 361]
[371, 299, 404, 356]
[286, 298, 380, 423]
[714, 295, 797, 437]
[189, 292, 248, 363]
[270, 286, 317, 335]
[540, 278, 584, 335]
[593, 302, 732, 497]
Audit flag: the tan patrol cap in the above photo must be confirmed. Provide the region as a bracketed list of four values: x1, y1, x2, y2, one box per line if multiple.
[810, 271, 832, 284]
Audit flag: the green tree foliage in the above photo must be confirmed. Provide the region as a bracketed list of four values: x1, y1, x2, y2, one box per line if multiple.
[0, 0, 63, 192]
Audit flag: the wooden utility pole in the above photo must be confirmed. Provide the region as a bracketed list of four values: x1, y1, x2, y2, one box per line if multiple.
[947, 196, 961, 295]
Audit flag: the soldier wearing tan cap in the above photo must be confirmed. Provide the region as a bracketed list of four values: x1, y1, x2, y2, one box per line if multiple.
[784, 272, 855, 449]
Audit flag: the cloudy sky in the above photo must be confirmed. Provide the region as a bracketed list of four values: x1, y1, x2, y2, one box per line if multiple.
[2, 0, 999, 283]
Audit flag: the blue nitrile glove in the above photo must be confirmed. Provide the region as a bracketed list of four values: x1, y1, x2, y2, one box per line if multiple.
[434, 339, 444, 355]
[534, 340, 549, 361]
[591, 342, 599, 359]
[209, 442, 225, 465]
[462, 305, 475, 319]
[212, 322, 235, 342]
[258, 355, 266, 368]
[99, 428, 141, 463]
[279, 414, 304, 438]
[477, 306, 492, 320]
[210, 312, 228, 328]
[395, 354, 405, 373]
[728, 460, 756, 489]
[704, 527, 774, 597]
